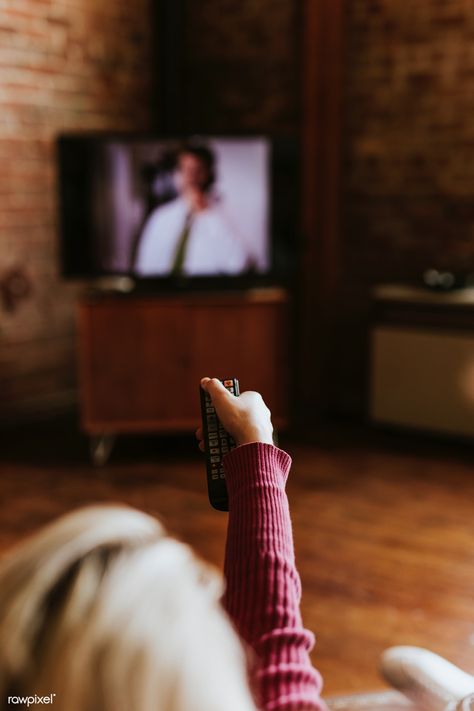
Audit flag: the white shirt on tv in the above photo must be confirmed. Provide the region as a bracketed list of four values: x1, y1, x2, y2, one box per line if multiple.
[134, 196, 249, 276]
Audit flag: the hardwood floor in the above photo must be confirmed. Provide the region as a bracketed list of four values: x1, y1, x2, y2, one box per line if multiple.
[0, 420, 473, 696]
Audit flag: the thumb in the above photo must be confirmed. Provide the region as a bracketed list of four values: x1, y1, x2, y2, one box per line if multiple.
[201, 377, 233, 405]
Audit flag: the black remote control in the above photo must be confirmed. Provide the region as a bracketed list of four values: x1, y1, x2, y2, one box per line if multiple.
[200, 378, 240, 511]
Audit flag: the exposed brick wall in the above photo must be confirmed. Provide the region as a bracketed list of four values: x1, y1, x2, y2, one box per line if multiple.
[0, 0, 153, 417]
[344, 0, 474, 277]
[333, 0, 474, 414]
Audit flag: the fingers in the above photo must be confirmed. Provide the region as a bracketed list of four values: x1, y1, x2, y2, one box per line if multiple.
[201, 377, 237, 399]
[198, 378, 272, 448]
[195, 425, 204, 444]
[198, 378, 233, 454]
[195, 426, 205, 453]
[202, 377, 233, 404]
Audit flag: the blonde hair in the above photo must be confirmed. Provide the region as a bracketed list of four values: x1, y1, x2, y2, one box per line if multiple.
[0, 505, 256, 711]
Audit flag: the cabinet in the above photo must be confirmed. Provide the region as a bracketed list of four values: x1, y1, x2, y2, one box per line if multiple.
[370, 284, 474, 439]
[78, 289, 290, 446]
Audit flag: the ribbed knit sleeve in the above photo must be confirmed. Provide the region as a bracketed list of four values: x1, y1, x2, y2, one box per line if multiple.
[222, 442, 325, 711]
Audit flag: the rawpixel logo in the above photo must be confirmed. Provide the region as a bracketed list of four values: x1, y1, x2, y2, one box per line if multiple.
[8, 694, 56, 707]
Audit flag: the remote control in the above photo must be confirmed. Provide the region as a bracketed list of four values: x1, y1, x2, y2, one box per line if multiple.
[200, 378, 240, 511]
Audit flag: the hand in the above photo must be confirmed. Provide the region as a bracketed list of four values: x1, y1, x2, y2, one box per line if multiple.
[196, 377, 274, 450]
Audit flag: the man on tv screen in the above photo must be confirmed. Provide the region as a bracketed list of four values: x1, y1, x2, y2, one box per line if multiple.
[134, 144, 250, 277]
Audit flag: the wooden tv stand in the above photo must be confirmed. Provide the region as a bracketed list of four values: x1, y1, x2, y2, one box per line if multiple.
[78, 288, 290, 463]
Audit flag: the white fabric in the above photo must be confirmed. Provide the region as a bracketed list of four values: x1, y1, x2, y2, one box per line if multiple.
[381, 647, 474, 711]
[326, 647, 474, 711]
[134, 196, 249, 276]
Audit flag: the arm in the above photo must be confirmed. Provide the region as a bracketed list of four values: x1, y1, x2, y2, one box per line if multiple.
[198, 379, 325, 711]
[224, 442, 324, 711]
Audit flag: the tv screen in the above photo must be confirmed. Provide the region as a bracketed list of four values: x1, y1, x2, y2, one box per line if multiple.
[58, 134, 298, 286]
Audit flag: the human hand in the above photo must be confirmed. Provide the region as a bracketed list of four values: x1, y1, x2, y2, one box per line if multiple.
[196, 377, 274, 450]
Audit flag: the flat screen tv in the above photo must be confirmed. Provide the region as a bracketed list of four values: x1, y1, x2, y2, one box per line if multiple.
[58, 134, 299, 289]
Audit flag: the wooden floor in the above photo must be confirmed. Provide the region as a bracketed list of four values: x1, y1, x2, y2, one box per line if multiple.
[0, 420, 473, 696]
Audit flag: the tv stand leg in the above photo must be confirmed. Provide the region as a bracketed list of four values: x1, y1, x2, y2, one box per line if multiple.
[90, 433, 116, 466]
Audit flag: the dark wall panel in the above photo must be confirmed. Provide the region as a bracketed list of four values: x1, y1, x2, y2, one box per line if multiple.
[159, 0, 302, 134]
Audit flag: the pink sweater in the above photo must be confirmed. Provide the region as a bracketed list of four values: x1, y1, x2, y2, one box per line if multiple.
[222, 442, 325, 711]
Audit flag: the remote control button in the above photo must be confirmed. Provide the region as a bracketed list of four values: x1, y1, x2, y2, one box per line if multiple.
[210, 447, 219, 454]
[210, 455, 220, 463]
[223, 380, 233, 387]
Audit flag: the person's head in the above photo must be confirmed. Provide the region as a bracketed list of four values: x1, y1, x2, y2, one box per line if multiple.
[0, 505, 256, 711]
[175, 145, 216, 194]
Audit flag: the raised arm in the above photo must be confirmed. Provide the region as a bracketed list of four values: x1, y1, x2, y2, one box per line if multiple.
[198, 378, 325, 711]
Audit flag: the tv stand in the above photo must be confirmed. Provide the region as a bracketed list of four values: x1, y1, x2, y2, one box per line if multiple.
[78, 288, 290, 463]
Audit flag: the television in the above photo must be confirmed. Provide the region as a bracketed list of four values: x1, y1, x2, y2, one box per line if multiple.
[58, 134, 299, 289]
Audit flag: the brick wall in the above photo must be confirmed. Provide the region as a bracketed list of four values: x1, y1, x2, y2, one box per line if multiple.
[344, 0, 473, 277]
[333, 0, 474, 414]
[0, 0, 153, 417]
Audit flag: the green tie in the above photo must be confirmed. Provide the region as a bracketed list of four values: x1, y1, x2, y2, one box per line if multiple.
[171, 213, 193, 276]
